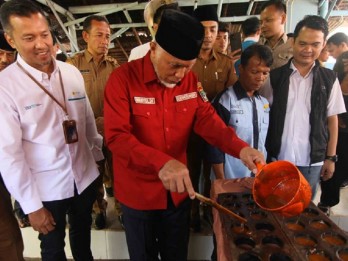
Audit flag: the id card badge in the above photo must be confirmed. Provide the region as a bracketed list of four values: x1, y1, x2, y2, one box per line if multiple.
[62, 120, 78, 144]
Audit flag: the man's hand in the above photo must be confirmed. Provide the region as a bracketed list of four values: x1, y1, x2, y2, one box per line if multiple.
[158, 159, 195, 199]
[239, 147, 265, 175]
[28, 207, 56, 235]
[96, 159, 106, 174]
[229, 48, 241, 63]
[320, 160, 335, 181]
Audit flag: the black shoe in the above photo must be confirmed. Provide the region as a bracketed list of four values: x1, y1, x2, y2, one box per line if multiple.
[94, 212, 106, 230]
[118, 215, 125, 230]
[340, 180, 348, 189]
[317, 202, 330, 216]
[105, 186, 114, 197]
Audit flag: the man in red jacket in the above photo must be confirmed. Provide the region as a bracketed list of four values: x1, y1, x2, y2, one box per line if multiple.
[104, 9, 263, 261]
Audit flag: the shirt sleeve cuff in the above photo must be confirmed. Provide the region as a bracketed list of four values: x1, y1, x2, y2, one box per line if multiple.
[20, 198, 44, 215]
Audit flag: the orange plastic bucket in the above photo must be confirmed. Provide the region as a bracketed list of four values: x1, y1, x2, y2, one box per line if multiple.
[252, 161, 312, 217]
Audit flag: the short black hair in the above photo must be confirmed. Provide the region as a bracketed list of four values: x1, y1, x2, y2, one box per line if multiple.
[241, 44, 273, 68]
[218, 22, 229, 33]
[0, 0, 46, 34]
[334, 51, 348, 83]
[83, 15, 110, 33]
[241, 17, 260, 37]
[153, 3, 180, 25]
[261, 0, 286, 14]
[327, 32, 348, 46]
[293, 15, 329, 40]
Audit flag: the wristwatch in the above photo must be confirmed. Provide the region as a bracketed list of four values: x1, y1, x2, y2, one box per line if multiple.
[325, 155, 338, 162]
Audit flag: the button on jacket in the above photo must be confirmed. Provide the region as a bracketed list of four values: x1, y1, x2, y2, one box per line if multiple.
[67, 50, 119, 132]
[0, 55, 103, 214]
[191, 49, 236, 101]
[104, 53, 248, 210]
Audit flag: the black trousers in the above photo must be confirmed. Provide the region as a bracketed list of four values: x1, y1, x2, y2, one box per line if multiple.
[320, 132, 348, 207]
[39, 179, 97, 261]
[0, 177, 24, 261]
[121, 195, 191, 261]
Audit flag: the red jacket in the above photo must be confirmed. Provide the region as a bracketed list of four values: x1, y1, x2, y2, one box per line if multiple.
[104, 53, 248, 210]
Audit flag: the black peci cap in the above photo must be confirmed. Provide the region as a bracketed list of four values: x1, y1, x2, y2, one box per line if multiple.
[0, 30, 15, 51]
[193, 5, 218, 23]
[155, 9, 204, 60]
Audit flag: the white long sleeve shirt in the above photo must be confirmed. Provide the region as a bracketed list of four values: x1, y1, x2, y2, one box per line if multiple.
[128, 42, 150, 62]
[0, 55, 103, 214]
[261, 61, 346, 166]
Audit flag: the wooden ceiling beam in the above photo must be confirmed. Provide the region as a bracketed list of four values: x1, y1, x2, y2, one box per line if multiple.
[115, 38, 129, 61]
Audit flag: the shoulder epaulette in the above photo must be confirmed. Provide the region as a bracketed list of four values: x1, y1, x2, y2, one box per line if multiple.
[217, 52, 232, 60]
[105, 56, 119, 66]
[67, 52, 84, 62]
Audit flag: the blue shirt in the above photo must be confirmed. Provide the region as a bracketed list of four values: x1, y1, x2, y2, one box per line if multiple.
[206, 82, 269, 179]
[234, 40, 258, 76]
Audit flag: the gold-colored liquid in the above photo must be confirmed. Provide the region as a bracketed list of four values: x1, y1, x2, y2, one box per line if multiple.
[262, 194, 287, 209]
[286, 222, 304, 231]
[322, 235, 345, 246]
[310, 220, 329, 230]
[294, 236, 316, 247]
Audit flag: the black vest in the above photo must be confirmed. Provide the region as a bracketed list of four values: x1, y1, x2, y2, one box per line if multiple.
[266, 59, 336, 164]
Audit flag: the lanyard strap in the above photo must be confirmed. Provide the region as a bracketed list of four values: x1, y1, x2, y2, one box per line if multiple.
[16, 62, 68, 116]
[251, 96, 259, 150]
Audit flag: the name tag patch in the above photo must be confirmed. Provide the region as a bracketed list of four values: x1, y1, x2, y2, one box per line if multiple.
[134, 97, 156, 104]
[68, 91, 86, 101]
[175, 92, 197, 102]
[79, 69, 90, 74]
[231, 110, 243, 114]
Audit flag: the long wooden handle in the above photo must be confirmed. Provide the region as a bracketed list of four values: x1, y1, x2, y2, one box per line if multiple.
[195, 192, 247, 223]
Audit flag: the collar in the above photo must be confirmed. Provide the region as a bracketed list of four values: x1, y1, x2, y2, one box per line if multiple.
[260, 33, 287, 49]
[244, 36, 259, 43]
[234, 81, 260, 101]
[290, 60, 316, 79]
[142, 52, 187, 88]
[143, 52, 158, 84]
[84, 49, 106, 64]
[16, 54, 58, 81]
[198, 49, 218, 61]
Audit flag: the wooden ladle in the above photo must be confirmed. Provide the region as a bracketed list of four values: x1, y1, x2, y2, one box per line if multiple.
[195, 192, 247, 223]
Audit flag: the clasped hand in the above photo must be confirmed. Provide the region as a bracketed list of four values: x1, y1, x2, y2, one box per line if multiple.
[29, 207, 56, 235]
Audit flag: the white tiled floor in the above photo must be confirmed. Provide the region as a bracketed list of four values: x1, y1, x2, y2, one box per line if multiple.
[22, 187, 348, 259]
[22, 197, 213, 260]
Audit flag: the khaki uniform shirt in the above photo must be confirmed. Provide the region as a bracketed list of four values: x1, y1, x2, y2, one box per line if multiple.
[67, 50, 119, 132]
[191, 49, 237, 101]
[260, 34, 293, 69]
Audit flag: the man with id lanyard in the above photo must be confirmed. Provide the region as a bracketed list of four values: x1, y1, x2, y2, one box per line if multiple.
[0, 0, 103, 260]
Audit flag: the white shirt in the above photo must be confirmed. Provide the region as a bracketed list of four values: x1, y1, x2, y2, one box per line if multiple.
[128, 42, 150, 62]
[0, 55, 103, 214]
[262, 61, 346, 166]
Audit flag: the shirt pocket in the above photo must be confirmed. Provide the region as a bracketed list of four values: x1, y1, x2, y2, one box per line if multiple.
[132, 104, 157, 118]
[67, 96, 87, 118]
[230, 112, 249, 129]
[175, 99, 198, 114]
[278, 49, 293, 61]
